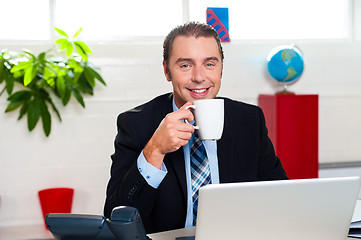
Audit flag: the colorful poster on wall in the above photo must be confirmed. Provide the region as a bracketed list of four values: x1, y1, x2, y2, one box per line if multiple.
[207, 7, 230, 42]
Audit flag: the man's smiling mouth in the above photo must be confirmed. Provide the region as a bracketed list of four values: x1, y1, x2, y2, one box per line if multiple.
[189, 88, 209, 93]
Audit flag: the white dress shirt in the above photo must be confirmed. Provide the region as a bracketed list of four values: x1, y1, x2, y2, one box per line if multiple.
[137, 98, 220, 227]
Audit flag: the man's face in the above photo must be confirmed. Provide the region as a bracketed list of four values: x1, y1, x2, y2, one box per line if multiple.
[163, 36, 223, 108]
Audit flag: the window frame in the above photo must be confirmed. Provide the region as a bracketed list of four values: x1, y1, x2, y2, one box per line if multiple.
[0, 0, 358, 48]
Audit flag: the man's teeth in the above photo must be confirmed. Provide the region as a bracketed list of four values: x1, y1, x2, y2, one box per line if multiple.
[192, 89, 207, 93]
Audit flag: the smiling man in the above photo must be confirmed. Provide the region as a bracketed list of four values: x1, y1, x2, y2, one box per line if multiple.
[104, 22, 288, 234]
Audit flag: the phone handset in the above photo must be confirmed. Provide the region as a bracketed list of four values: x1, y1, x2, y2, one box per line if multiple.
[106, 206, 150, 240]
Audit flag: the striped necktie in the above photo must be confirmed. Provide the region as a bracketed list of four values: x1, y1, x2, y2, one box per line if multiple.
[190, 130, 211, 226]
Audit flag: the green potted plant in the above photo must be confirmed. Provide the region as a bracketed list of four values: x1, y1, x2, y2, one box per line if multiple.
[0, 28, 105, 136]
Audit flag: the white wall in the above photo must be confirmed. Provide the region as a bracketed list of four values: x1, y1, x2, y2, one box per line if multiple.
[1, 39, 361, 227]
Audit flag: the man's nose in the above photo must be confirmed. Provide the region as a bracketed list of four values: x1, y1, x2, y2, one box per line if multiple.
[191, 66, 205, 82]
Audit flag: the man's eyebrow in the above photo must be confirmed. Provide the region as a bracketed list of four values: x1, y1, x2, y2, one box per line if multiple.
[204, 56, 219, 62]
[175, 58, 194, 64]
[175, 57, 219, 64]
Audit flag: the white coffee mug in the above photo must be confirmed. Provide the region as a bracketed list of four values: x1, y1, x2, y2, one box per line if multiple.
[185, 99, 224, 140]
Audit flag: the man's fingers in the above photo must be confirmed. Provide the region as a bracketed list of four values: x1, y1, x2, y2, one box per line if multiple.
[180, 101, 195, 123]
[177, 121, 195, 134]
[180, 108, 195, 123]
[177, 130, 193, 141]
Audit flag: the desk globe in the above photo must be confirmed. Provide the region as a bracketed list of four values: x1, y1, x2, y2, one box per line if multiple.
[267, 45, 304, 94]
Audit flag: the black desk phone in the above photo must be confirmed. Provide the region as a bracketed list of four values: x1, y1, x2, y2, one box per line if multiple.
[45, 206, 150, 240]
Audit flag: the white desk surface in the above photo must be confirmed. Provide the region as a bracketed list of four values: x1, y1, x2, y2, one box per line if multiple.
[0, 200, 360, 240]
[0, 224, 53, 240]
[0, 225, 357, 240]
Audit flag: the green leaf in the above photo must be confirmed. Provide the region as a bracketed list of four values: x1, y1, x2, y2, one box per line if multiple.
[56, 74, 66, 98]
[7, 90, 31, 102]
[4, 71, 15, 94]
[24, 63, 38, 86]
[33, 63, 39, 77]
[72, 28, 83, 38]
[23, 66, 33, 86]
[5, 101, 22, 113]
[60, 44, 69, 51]
[37, 88, 62, 122]
[68, 59, 84, 73]
[10, 61, 31, 73]
[65, 42, 74, 56]
[18, 101, 29, 120]
[27, 97, 41, 131]
[23, 51, 36, 60]
[74, 43, 88, 61]
[54, 28, 69, 38]
[68, 60, 84, 83]
[70, 87, 85, 107]
[43, 65, 56, 87]
[39, 99, 51, 136]
[72, 71, 82, 83]
[0, 60, 4, 83]
[74, 41, 92, 54]
[44, 60, 58, 71]
[76, 75, 94, 95]
[45, 95, 62, 122]
[55, 38, 68, 45]
[87, 66, 106, 86]
[59, 87, 70, 106]
[55, 38, 70, 51]
[38, 52, 46, 62]
[83, 67, 95, 87]
[12, 70, 24, 79]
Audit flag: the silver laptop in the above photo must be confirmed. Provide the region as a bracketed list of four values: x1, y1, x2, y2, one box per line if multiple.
[195, 177, 361, 240]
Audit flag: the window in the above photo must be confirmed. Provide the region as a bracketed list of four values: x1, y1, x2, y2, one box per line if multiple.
[0, 0, 351, 41]
[189, 0, 350, 40]
[55, 0, 183, 40]
[0, 0, 50, 40]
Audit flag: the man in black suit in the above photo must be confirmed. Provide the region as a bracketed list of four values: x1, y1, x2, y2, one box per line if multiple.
[104, 22, 288, 234]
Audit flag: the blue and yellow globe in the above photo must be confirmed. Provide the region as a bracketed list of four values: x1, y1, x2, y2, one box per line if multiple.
[267, 45, 304, 86]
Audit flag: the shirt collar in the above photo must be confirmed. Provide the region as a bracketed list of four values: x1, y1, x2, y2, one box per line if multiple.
[172, 97, 179, 112]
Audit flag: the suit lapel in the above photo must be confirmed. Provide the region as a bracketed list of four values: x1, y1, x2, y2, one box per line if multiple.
[168, 149, 187, 199]
[162, 94, 188, 201]
[217, 100, 235, 183]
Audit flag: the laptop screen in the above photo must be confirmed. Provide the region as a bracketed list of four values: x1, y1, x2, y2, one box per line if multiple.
[195, 177, 361, 240]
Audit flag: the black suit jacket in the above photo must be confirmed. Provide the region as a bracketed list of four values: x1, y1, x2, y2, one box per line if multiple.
[104, 93, 287, 233]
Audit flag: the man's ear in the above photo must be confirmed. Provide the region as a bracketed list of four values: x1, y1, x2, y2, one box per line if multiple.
[163, 61, 171, 82]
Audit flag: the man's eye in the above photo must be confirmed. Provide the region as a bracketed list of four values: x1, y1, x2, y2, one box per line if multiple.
[181, 64, 190, 68]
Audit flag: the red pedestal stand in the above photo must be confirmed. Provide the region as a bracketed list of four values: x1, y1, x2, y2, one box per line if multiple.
[258, 94, 319, 179]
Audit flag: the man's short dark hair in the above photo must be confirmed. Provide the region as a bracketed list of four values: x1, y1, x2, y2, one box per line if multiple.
[163, 22, 224, 66]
